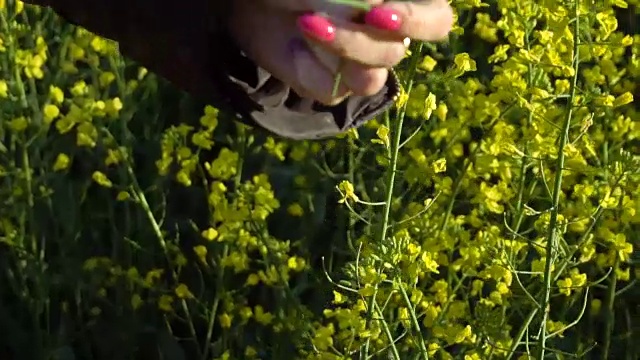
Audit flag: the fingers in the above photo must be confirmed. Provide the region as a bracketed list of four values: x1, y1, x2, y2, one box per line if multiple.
[231, 1, 348, 105]
[289, 39, 352, 105]
[297, 13, 408, 68]
[362, 0, 455, 41]
[230, 1, 386, 105]
[341, 61, 389, 97]
[291, 40, 389, 102]
[306, 41, 389, 97]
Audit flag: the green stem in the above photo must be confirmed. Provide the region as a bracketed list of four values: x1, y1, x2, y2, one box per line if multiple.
[361, 47, 423, 359]
[127, 163, 201, 358]
[373, 301, 402, 360]
[398, 280, 429, 360]
[535, 4, 580, 359]
[601, 259, 618, 359]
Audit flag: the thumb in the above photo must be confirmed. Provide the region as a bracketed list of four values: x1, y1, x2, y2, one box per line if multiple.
[290, 39, 351, 105]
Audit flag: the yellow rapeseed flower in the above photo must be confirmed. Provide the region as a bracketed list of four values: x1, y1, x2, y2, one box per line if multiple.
[53, 153, 70, 171]
[91, 171, 112, 188]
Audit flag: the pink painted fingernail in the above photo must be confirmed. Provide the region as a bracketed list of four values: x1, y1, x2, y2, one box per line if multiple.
[364, 6, 402, 31]
[297, 14, 336, 42]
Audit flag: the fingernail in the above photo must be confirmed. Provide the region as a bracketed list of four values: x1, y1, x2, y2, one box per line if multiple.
[364, 6, 402, 31]
[297, 14, 336, 42]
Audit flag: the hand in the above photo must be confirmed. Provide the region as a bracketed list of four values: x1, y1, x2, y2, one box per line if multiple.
[229, 0, 388, 106]
[296, 0, 455, 66]
[229, 0, 454, 106]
